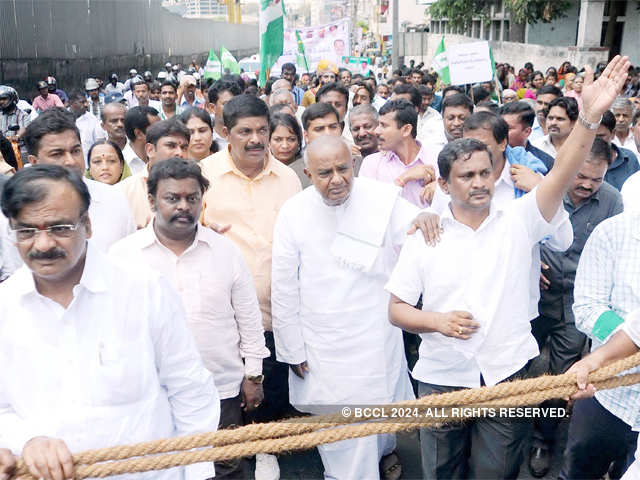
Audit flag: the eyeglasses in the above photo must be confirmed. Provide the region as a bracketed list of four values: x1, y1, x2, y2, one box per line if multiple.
[8, 218, 85, 243]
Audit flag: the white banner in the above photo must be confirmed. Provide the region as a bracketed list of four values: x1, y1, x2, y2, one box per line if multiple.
[270, 18, 351, 75]
[447, 41, 493, 86]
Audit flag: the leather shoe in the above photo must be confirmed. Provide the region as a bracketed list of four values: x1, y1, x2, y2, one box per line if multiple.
[529, 446, 551, 478]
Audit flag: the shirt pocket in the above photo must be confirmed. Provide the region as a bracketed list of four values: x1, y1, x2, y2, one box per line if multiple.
[89, 340, 151, 406]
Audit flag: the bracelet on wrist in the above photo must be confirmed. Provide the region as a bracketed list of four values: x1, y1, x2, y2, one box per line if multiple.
[578, 110, 602, 130]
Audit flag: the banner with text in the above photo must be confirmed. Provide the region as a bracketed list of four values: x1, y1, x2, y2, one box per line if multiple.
[270, 18, 351, 75]
[447, 41, 493, 86]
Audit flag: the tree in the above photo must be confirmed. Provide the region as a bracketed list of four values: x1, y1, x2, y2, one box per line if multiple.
[428, 0, 572, 41]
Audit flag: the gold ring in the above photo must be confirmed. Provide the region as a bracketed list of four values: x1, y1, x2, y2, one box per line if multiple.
[458, 327, 463, 335]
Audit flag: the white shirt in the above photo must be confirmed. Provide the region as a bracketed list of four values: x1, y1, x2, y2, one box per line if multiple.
[385, 189, 568, 387]
[614, 131, 640, 158]
[531, 134, 558, 158]
[109, 221, 269, 399]
[272, 180, 417, 411]
[417, 107, 446, 147]
[0, 245, 219, 479]
[85, 178, 136, 250]
[620, 309, 640, 480]
[75, 111, 101, 165]
[121, 141, 146, 175]
[212, 128, 229, 151]
[621, 170, 640, 212]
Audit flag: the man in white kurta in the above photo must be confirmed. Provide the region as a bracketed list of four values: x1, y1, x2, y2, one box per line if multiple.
[271, 137, 421, 479]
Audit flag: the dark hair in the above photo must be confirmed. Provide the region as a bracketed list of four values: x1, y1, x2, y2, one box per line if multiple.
[316, 82, 350, 105]
[0, 132, 18, 170]
[463, 111, 509, 144]
[281, 63, 296, 74]
[160, 79, 178, 92]
[524, 62, 534, 71]
[379, 99, 418, 138]
[131, 77, 148, 90]
[633, 109, 640, 126]
[475, 101, 499, 115]
[393, 69, 403, 77]
[208, 79, 242, 104]
[438, 138, 492, 182]
[537, 84, 563, 98]
[417, 85, 434, 97]
[179, 106, 213, 130]
[269, 113, 302, 157]
[1, 164, 90, 219]
[124, 106, 159, 142]
[442, 85, 465, 97]
[87, 139, 125, 166]
[472, 86, 491, 105]
[392, 84, 421, 110]
[499, 101, 535, 128]
[424, 73, 437, 86]
[589, 137, 612, 165]
[222, 94, 269, 131]
[601, 110, 616, 132]
[301, 102, 339, 131]
[353, 82, 375, 102]
[145, 118, 190, 146]
[410, 69, 424, 78]
[441, 93, 474, 116]
[544, 96, 579, 122]
[531, 70, 544, 81]
[147, 157, 210, 197]
[23, 107, 81, 156]
[68, 91, 86, 103]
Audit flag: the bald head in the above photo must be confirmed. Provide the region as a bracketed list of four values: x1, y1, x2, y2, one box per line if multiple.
[304, 137, 353, 206]
[272, 79, 292, 92]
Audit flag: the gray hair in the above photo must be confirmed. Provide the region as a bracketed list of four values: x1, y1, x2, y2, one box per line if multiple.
[612, 96, 634, 112]
[269, 88, 295, 106]
[348, 104, 379, 125]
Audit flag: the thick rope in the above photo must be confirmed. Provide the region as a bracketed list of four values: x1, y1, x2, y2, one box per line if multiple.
[12, 352, 640, 479]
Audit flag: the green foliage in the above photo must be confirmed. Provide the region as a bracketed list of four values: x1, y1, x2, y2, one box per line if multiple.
[428, 0, 573, 31]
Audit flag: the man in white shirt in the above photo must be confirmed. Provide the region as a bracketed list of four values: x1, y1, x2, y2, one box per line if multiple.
[122, 106, 160, 174]
[612, 97, 640, 157]
[272, 136, 434, 480]
[385, 55, 630, 479]
[621, 170, 640, 210]
[416, 85, 446, 147]
[22, 108, 135, 251]
[531, 97, 579, 159]
[68, 91, 100, 165]
[110, 158, 269, 477]
[0, 164, 220, 480]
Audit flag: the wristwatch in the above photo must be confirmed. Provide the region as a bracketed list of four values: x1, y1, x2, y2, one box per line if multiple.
[578, 110, 602, 130]
[245, 374, 264, 384]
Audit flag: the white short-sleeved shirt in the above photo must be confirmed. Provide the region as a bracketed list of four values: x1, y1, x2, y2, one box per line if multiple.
[385, 189, 567, 387]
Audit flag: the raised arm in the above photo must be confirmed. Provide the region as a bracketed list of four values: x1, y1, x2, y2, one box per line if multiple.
[536, 56, 630, 222]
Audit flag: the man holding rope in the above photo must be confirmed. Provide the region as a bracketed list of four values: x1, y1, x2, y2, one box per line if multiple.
[385, 55, 630, 479]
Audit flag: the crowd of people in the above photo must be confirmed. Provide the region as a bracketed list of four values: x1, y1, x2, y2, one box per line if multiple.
[0, 50, 639, 480]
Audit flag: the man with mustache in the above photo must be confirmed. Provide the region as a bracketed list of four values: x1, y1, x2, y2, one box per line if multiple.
[100, 102, 127, 151]
[385, 55, 630, 479]
[349, 104, 379, 159]
[200, 94, 301, 480]
[528, 138, 623, 477]
[531, 97, 579, 159]
[0, 164, 221, 480]
[109, 158, 269, 479]
[118, 118, 190, 228]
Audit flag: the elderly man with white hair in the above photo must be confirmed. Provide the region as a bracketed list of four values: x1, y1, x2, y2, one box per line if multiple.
[271, 136, 435, 480]
[270, 87, 305, 126]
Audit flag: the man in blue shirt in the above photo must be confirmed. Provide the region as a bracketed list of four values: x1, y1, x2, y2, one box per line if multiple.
[281, 63, 305, 106]
[596, 110, 640, 190]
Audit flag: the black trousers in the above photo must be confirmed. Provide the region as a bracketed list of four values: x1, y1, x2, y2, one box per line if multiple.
[214, 395, 247, 479]
[418, 367, 532, 479]
[559, 396, 638, 479]
[243, 330, 296, 425]
[530, 313, 588, 445]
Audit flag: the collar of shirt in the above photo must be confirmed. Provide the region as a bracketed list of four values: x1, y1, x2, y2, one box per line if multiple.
[439, 199, 506, 231]
[12, 242, 107, 299]
[495, 157, 515, 189]
[179, 96, 204, 108]
[379, 141, 434, 169]
[138, 219, 214, 255]
[563, 187, 601, 213]
[218, 145, 278, 182]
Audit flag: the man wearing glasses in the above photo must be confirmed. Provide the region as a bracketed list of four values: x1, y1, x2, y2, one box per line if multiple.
[0, 164, 221, 480]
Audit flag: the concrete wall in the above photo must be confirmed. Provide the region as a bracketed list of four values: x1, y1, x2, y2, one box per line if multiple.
[399, 33, 609, 75]
[0, 0, 258, 100]
[620, 8, 640, 66]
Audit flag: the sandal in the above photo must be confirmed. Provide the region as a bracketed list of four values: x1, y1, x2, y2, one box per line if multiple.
[380, 451, 402, 480]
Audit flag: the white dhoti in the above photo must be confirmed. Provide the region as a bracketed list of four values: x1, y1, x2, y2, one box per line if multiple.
[318, 433, 396, 480]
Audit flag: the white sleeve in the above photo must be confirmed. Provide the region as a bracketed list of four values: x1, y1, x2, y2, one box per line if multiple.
[514, 187, 570, 246]
[150, 276, 218, 480]
[384, 233, 425, 306]
[271, 204, 306, 365]
[541, 205, 574, 252]
[388, 197, 420, 248]
[622, 309, 640, 348]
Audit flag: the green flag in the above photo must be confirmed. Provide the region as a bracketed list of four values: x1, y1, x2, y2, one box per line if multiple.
[431, 36, 450, 85]
[259, 0, 285, 87]
[489, 46, 496, 77]
[221, 46, 241, 74]
[295, 30, 309, 73]
[203, 49, 222, 81]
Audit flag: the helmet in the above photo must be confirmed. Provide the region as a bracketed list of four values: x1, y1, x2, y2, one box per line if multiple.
[46, 76, 57, 87]
[157, 71, 168, 81]
[110, 73, 118, 80]
[143, 70, 153, 81]
[0, 85, 18, 113]
[37, 80, 48, 90]
[172, 65, 180, 72]
[165, 62, 172, 68]
[129, 68, 138, 77]
[85, 78, 99, 91]
[131, 75, 146, 88]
